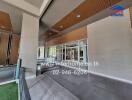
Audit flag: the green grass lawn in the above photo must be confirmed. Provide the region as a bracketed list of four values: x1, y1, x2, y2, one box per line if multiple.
[0, 82, 18, 100]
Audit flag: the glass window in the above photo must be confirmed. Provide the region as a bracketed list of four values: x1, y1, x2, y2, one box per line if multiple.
[66, 47, 78, 61]
[48, 46, 56, 58]
[79, 39, 88, 46]
[37, 46, 44, 59]
[79, 46, 88, 63]
[46, 38, 88, 63]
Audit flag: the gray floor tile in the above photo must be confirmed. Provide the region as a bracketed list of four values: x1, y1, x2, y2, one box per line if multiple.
[44, 67, 132, 100]
[26, 74, 79, 100]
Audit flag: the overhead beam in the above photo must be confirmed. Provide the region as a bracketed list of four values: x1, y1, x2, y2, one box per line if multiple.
[40, 0, 53, 17]
[58, 0, 132, 37]
[1, 0, 40, 16]
[47, 0, 132, 40]
[2, 0, 53, 17]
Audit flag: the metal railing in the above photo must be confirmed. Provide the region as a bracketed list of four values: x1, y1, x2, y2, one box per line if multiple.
[15, 59, 31, 100]
[0, 59, 31, 100]
[19, 68, 31, 100]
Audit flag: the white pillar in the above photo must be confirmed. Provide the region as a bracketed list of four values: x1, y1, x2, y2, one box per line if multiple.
[19, 13, 39, 73]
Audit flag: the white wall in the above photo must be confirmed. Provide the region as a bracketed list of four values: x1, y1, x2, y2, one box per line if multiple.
[19, 13, 39, 73]
[88, 9, 132, 81]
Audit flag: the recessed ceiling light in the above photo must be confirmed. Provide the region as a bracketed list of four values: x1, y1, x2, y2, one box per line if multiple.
[59, 25, 63, 28]
[76, 14, 81, 18]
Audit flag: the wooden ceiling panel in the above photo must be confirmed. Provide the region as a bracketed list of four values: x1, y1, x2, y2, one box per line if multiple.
[47, 26, 87, 46]
[52, 0, 97, 31]
[52, 0, 121, 32]
[0, 33, 9, 64]
[41, 30, 58, 41]
[110, 0, 122, 5]
[10, 34, 20, 64]
[0, 11, 12, 32]
[96, 0, 110, 13]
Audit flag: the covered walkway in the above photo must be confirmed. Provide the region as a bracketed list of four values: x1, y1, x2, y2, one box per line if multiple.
[27, 66, 132, 100]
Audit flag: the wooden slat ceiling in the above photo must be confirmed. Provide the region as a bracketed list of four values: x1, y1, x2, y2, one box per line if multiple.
[44, 0, 121, 39]
[47, 26, 87, 46]
[0, 32, 9, 64]
[0, 11, 12, 32]
[10, 34, 20, 64]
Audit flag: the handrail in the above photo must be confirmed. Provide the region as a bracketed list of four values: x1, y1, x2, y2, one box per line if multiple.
[19, 68, 31, 100]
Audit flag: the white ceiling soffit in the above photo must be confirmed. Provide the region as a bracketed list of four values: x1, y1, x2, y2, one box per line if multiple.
[0, 0, 52, 35]
[1, 0, 40, 16]
[24, 0, 44, 8]
[41, 0, 85, 28]
[0, 1, 23, 34]
[40, 0, 53, 17]
[1, 0, 52, 17]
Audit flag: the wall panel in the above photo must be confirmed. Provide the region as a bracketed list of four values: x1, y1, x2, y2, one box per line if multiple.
[0, 11, 12, 32]
[88, 9, 132, 81]
[10, 34, 20, 64]
[0, 32, 9, 65]
[47, 27, 87, 46]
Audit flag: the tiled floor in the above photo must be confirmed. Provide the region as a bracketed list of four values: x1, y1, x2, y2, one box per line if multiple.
[27, 66, 132, 100]
[26, 74, 79, 100]
[45, 67, 132, 100]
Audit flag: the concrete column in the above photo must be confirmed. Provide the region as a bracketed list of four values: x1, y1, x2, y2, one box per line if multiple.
[19, 13, 39, 73]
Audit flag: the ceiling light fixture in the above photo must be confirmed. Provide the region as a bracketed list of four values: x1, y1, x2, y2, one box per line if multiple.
[59, 25, 63, 28]
[76, 14, 81, 18]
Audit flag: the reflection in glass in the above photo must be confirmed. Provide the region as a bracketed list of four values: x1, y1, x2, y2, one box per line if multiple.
[47, 39, 88, 64]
